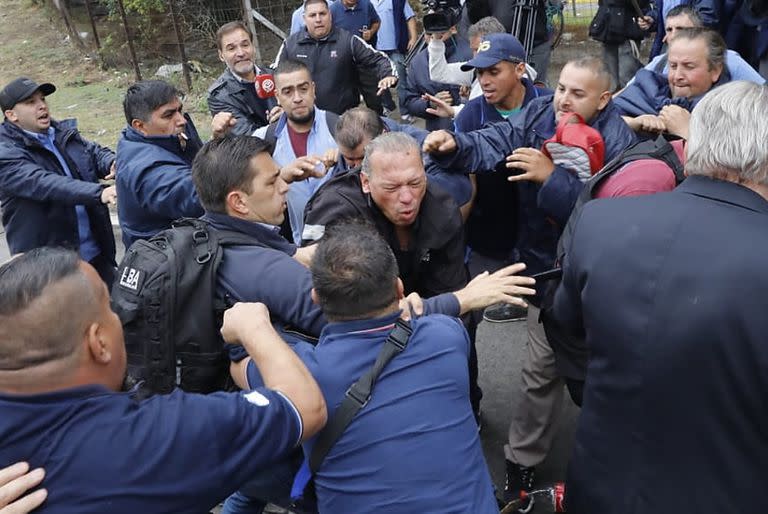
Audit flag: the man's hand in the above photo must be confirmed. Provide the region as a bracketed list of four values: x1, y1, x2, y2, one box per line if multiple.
[0, 462, 47, 514]
[422, 130, 457, 154]
[361, 28, 374, 41]
[267, 105, 283, 124]
[377, 76, 398, 96]
[293, 244, 317, 268]
[407, 36, 418, 51]
[221, 302, 274, 346]
[280, 156, 326, 183]
[506, 148, 556, 184]
[321, 147, 339, 170]
[637, 15, 654, 31]
[423, 93, 456, 118]
[212, 112, 237, 139]
[454, 263, 536, 315]
[625, 114, 666, 133]
[434, 90, 453, 106]
[459, 85, 471, 99]
[104, 160, 116, 180]
[100, 185, 117, 205]
[659, 104, 691, 140]
[398, 292, 424, 320]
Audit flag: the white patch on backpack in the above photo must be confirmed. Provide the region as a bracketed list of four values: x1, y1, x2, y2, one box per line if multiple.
[244, 390, 270, 406]
[119, 267, 141, 291]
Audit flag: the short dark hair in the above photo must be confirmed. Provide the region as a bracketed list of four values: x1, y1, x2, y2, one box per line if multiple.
[0, 248, 93, 370]
[335, 107, 384, 150]
[274, 59, 312, 82]
[666, 5, 703, 25]
[123, 80, 181, 125]
[192, 135, 274, 214]
[310, 219, 399, 321]
[216, 21, 253, 50]
[304, 0, 329, 10]
[566, 56, 614, 92]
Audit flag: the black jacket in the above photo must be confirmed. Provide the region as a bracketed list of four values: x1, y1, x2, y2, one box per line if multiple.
[207, 66, 277, 136]
[303, 169, 468, 297]
[0, 119, 115, 261]
[274, 26, 397, 115]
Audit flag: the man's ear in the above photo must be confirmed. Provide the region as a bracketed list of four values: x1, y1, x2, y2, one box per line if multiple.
[597, 90, 612, 111]
[225, 190, 248, 216]
[85, 322, 112, 365]
[218, 49, 225, 63]
[130, 119, 146, 134]
[396, 277, 405, 300]
[4, 109, 17, 123]
[360, 172, 371, 194]
[710, 63, 723, 85]
[310, 288, 320, 306]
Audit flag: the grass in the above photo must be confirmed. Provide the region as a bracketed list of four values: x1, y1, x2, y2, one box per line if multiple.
[0, 0, 217, 149]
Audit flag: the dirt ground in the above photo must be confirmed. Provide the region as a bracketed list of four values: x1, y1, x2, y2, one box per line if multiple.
[0, 0, 214, 148]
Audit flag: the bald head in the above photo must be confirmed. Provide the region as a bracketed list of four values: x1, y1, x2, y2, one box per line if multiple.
[0, 248, 128, 396]
[0, 248, 99, 372]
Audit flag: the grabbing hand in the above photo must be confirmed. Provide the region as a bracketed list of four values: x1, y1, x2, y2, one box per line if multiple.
[423, 93, 456, 118]
[267, 105, 284, 124]
[658, 104, 690, 140]
[506, 148, 556, 184]
[0, 462, 47, 514]
[280, 156, 327, 183]
[629, 114, 666, 133]
[321, 147, 339, 170]
[637, 16, 654, 31]
[212, 111, 237, 139]
[422, 130, 457, 154]
[398, 292, 425, 321]
[454, 263, 537, 314]
[100, 185, 117, 205]
[377, 76, 398, 96]
[221, 302, 273, 346]
[104, 160, 116, 180]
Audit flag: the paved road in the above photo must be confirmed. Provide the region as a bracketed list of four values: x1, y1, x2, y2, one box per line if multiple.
[477, 319, 580, 513]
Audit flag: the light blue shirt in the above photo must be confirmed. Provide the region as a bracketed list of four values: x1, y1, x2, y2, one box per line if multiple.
[371, 0, 414, 51]
[26, 127, 100, 261]
[253, 109, 338, 243]
[643, 49, 766, 84]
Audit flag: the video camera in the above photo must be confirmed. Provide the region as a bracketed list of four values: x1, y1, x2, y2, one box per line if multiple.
[422, 0, 462, 33]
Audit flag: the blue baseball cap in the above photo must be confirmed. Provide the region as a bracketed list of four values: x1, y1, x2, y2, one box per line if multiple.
[460, 33, 526, 71]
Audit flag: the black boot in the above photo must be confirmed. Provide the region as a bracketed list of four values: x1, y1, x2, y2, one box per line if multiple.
[503, 459, 536, 507]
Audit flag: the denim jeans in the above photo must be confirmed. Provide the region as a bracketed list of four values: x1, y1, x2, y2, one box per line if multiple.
[221, 451, 302, 514]
[382, 50, 408, 112]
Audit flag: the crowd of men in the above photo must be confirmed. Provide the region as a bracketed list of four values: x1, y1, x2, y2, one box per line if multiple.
[1, 0, 768, 512]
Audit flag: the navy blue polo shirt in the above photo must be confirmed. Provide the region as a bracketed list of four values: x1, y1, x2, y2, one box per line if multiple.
[0, 384, 302, 513]
[248, 312, 498, 513]
[330, 0, 380, 36]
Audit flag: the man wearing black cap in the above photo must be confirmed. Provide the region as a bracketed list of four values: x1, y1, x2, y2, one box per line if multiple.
[0, 77, 118, 284]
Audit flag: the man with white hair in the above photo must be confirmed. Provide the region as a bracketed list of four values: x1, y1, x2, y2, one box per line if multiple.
[553, 80, 768, 513]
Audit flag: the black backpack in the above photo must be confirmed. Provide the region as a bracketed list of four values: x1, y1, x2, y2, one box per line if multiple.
[111, 218, 261, 397]
[539, 136, 685, 406]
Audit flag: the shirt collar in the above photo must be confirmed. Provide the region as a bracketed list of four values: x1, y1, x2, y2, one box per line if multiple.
[23, 125, 55, 143]
[320, 310, 402, 339]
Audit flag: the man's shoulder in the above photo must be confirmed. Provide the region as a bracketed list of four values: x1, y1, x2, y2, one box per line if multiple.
[308, 170, 366, 213]
[421, 181, 463, 230]
[207, 69, 237, 95]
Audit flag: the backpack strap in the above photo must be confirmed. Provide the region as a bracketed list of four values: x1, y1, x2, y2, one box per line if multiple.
[308, 318, 413, 473]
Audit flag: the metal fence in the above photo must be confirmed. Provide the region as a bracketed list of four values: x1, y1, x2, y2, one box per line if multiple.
[50, 0, 609, 91]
